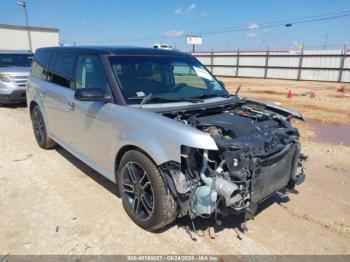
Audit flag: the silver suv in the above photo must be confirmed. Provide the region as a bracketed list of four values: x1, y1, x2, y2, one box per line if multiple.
[0, 50, 32, 104]
[27, 47, 305, 231]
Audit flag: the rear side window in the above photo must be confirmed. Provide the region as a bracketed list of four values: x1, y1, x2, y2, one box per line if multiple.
[31, 61, 45, 80]
[75, 55, 108, 90]
[48, 53, 76, 88]
[52, 53, 75, 79]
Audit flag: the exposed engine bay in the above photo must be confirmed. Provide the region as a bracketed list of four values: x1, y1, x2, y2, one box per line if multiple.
[160, 98, 306, 222]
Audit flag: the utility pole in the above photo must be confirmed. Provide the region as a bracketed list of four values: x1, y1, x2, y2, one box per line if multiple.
[17, 1, 32, 51]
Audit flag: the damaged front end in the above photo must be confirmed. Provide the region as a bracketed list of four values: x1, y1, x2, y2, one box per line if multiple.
[160, 99, 306, 221]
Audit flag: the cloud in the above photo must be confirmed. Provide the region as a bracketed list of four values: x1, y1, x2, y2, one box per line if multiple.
[165, 30, 185, 37]
[201, 12, 208, 17]
[246, 21, 263, 41]
[174, 3, 197, 16]
[186, 3, 197, 13]
[174, 8, 184, 15]
[247, 22, 259, 30]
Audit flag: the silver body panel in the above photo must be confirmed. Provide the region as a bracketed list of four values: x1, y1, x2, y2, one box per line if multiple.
[27, 76, 218, 183]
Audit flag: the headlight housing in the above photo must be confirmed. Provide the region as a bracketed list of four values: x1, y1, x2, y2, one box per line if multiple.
[180, 145, 220, 179]
[180, 145, 203, 180]
[0, 74, 11, 83]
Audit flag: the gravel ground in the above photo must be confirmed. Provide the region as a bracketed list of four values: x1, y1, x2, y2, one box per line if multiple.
[0, 78, 349, 255]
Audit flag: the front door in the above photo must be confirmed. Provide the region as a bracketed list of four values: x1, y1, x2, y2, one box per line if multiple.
[68, 55, 116, 177]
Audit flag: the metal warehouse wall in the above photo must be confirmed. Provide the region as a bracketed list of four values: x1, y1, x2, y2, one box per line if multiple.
[0, 24, 59, 51]
[193, 49, 350, 83]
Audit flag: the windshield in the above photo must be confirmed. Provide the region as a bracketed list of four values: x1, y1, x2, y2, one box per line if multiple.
[109, 55, 228, 104]
[0, 54, 33, 67]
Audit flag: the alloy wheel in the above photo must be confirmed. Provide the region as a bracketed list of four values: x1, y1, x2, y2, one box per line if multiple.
[122, 162, 154, 220]
[32, 109, 44, 144]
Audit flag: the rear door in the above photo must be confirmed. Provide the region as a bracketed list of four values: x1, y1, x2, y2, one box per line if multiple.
[43, 52, 77, 145]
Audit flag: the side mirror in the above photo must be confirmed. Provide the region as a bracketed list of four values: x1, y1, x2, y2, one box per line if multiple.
[75, 88, 111, 102]
[218, 80, 225, 88]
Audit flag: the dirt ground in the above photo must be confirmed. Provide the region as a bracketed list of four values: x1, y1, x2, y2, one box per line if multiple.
[1, 78, 350, 255]
[221, 77, 350, 125]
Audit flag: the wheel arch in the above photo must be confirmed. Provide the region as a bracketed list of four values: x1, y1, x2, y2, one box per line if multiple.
[114, 145, 157, 181]
[114, 144, 180, 201]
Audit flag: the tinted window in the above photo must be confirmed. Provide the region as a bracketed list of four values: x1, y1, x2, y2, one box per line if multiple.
[0, 54, 32, 67]
[52, 53, 75, 79]
[48, 53, 75, 88]
[75, 55, 108, 90]
[109, 55, 227, 104]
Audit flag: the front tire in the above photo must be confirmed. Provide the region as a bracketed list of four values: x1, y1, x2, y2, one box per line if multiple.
[118, 150, 178, 231]
[30, 105, 56, 149]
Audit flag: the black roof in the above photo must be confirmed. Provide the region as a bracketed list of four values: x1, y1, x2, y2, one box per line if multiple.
[35, 46, 189, 57]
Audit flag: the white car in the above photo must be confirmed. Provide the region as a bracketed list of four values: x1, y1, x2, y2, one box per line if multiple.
[153, 44, 173, 50]
[0, 50, 32, 104]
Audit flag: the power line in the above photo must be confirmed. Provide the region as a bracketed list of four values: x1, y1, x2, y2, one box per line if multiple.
[70, 10, 350, 45]
[189, 11, 350, 36]
[192, 10, 350, 35]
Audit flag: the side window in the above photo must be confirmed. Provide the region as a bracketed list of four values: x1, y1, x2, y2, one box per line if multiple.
[31, 61, 45, 80]
[49, 53, 75, 88]
[75, 56, 108, 90]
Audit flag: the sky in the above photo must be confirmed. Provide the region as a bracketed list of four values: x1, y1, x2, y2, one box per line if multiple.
[1, 0, 350, 51]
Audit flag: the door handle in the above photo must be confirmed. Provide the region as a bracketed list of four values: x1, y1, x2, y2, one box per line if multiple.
[67, 101, 76, 110]
[40, 90, 46, 98]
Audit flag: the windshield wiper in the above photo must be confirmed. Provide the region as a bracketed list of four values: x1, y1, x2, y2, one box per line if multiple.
[129, 93, 203, 107]
[140, 93, 177, 106]
[189, 93, 230, 99]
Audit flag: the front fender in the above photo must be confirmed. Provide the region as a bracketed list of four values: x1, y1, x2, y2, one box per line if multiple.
[119, 130, 174, 165]
[113, 106, 218, 165]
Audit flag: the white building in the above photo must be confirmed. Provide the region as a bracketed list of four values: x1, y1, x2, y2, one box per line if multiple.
[0, 24, 59, 52]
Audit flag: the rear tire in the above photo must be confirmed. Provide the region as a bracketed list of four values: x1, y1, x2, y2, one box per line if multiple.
[118, 150, 178, 231]
[30, 105, 56, 149]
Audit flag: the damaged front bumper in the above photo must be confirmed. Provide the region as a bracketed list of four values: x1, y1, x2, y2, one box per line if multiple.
[160, 144, 306, 220]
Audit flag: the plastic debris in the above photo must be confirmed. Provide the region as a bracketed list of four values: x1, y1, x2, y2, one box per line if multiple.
[287, 90, 293, 98]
